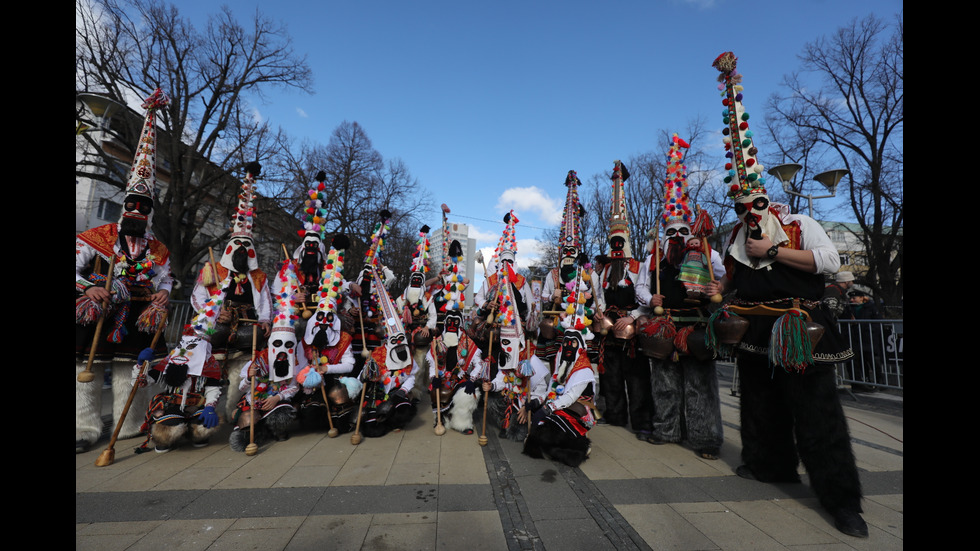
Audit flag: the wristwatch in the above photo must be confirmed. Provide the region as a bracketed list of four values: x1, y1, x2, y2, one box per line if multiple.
[766, 245, 780, 259]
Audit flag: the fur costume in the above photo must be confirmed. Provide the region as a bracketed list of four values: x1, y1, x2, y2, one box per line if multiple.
[137, 336, 224, 453]
[430, 332, 483, 434]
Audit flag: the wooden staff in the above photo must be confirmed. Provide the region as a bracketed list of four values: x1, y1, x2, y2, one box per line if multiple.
[350, 300, 371, 445]
[478, 328, 493, 447]
[207, 247, 220, 285]
[79, 255, 118, 383]
[320, 377, 339, 438]
[245, 327, 259, 456]
[432, 339, 446, 436]
[653, 238, 664, 315]
[350, 371, 368, 445]
[94, 310, 169, 467]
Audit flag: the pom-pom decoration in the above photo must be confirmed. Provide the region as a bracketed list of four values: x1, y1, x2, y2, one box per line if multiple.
[712, 52, 766, 201]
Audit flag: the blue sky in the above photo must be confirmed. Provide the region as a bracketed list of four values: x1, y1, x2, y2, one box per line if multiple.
[154, 0, 902, 272]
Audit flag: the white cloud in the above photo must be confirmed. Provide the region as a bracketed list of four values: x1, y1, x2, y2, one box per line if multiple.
[496, 186, 562, 225]
[297, 107, 308, 118]
[471, 239, 546, 279]
[466, 225, 502, 245]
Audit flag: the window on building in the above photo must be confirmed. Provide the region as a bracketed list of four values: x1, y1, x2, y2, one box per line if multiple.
[839, 253, 850, 266]
[98, 198, 122, 222]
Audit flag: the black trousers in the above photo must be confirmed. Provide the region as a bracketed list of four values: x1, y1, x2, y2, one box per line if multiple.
[737, 352, 863, 513]
[600, 339, 652, 432]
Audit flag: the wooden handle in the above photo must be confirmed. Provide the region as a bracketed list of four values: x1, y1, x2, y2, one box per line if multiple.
[478, 330, 493, 447]
[653, 239, 664, 315]
[351, 375, 368, 445]
[94, 309, 168, 467]
[320, 379, 339, 438]
[245, 328, 259, 456]
[79, 255, 118, 383]
[433, 339, 446, 436]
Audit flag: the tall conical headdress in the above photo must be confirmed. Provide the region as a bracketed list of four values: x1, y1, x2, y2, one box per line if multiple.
[410, 225, 431, 275]
[364, 209, 392, 270]
[441, 239, 466, 312]
[712, 52, 768, 201]
[492, 211, 519, 268]
[301, 171, 328, 240]
[303, 234, 349, 349]
[369, 265, 412, 371]
[231, 162, 261, 240]
[120, 88, 169, 228]
[608, 160, 632, 260]
[124, 88, 169, 203]
[293, 171, 329, 262]
[661, 134, 694, 229]
[316, 234, 350, 316]
[164, 271, 229, 381]
[494, 256, 530, 373]
[269, 258, 301, 382]
[559, 170, 584, 258]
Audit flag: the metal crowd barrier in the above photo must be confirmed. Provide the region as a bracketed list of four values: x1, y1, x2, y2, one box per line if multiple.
[836, 319, 903, 391]
[163, 300, 196, 349]
[726, 318, 903, 396]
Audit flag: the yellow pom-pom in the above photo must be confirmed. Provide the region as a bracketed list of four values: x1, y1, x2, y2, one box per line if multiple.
[566, 305, 575, 315]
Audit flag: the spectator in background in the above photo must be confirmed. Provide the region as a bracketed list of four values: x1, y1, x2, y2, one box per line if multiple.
[823, 271, 855, 321]
[848, 290, 882, 393]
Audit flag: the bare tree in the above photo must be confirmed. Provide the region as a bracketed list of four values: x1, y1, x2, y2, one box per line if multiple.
[580, 116, 735, 261]
[283, 121, 432, 286]
[75, 0, 313, 293]
[766, 13, 903, 310]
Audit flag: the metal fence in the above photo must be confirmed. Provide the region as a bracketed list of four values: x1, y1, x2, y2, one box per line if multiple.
[162, 300, 196, 348]
[727, 318, 903, 396]
[836, 319, 904, 391]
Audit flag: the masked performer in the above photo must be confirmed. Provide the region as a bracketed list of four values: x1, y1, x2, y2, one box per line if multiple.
[481, 232, 550, 442]
[593, 161, 651, 437]
[711, 52, 864, 538]
[429, 241, 482, 434]
[538, 171, 604, 365]
[634, 134, 726, 462]
[192, 163, 273, 422]
[228, 259, 303, 451]
[75, 89, 173, 453]
[358, 266, 420, 438]
[135, 285, 226, 453]
[523, 314, 598, 468]
[293, 235, 361, 434]
[397, 225, 438, 401]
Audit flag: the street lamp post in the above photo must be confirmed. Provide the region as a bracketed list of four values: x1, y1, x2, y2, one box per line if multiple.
[767, 163, 849, 218]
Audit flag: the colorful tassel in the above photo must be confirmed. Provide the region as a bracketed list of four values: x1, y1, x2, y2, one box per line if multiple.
[769, 311, 813, 372]
[136, 302, 168, 333]
[302, 367, 322, 389]
[519, 359, 533, 377]
[75, 296, 103, 325]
